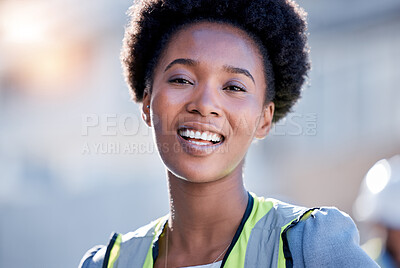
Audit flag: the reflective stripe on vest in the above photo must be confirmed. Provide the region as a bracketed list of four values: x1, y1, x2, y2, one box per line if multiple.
[104, 194, 318, 267]
[103, 233, 122, 268]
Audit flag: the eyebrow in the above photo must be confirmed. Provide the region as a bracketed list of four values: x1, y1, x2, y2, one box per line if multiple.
[164, 58, 198, 72]
[223, 65, 255, 85]
[164, 58, 255, 85]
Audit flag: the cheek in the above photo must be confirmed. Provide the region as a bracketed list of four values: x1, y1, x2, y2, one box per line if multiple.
[150, 88, 181, 130]
[228, 104, 262, 137]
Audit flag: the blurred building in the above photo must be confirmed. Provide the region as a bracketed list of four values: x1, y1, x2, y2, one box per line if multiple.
[0, 0, 399, 267]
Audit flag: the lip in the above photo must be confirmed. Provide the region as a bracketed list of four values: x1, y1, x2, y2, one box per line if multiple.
[176, 133, 224, 156]
[176, 122, 226, 156]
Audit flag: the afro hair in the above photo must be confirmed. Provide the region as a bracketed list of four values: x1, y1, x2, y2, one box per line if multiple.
[121, 0, 310, 122]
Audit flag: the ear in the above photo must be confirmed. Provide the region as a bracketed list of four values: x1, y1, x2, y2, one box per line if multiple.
[141, 90, 152, 127]
[255, 102, 274, 140]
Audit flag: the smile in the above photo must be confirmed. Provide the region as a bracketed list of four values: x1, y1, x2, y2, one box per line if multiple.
[178, 128, 224, 146]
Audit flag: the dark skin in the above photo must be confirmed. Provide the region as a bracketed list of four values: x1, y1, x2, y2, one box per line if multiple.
[142, 22, 274, 267]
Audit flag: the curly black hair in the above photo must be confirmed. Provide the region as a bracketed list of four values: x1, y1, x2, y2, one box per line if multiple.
[121, 0, 310, 122]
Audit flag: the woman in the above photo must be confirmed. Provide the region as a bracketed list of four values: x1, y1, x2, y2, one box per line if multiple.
[80, 0, 378, 267]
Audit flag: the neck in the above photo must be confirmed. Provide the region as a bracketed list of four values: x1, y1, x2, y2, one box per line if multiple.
[166, 165, 248, 252]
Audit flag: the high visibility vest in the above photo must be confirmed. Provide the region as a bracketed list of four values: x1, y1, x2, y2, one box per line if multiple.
[101, 193, 317, 268]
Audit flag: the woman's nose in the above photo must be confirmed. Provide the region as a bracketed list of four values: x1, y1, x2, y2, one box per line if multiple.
[186, 83, 222, 117]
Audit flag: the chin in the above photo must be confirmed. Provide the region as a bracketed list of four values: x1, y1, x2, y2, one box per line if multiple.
[155, 133, 246, 184]
[166, 163, 222, 183]
[164, 156, 242, 185]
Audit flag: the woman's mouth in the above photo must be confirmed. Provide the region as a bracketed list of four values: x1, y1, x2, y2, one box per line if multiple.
[178, 128, 224, 146]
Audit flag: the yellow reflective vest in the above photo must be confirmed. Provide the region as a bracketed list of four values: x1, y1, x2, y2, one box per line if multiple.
[79, 193, 378, 268]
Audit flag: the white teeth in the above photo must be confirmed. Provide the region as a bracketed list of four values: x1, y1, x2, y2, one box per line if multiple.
[179, 129, 222, 143]
[189, 140, 208, 145]
[195, 131, 201, 139]
[212, 134, 219, 142]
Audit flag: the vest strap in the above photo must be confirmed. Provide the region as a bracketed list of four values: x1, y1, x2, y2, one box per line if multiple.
[103, 232, 122, 268]
[281, 208, 319, 268]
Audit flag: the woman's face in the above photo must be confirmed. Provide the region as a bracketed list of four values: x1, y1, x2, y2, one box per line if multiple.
[143, 22, 274, 182]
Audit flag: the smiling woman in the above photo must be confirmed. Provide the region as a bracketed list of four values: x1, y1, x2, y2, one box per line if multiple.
[145, 22, 273, 182]
[79, 0, 378, 267]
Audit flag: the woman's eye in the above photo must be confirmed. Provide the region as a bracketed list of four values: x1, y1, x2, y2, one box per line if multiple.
[224, 85, 246, 92]
[169, 78, 193, 85]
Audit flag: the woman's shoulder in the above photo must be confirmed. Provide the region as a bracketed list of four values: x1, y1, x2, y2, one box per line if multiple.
[79, 215, 167, 268]
[251, 194, 362, 234]
[286, 206, 357, 245]
[286, 206, 379, 267]
[250, 194, 378, 267]
[78, 245, 106, 268]
[250, 193, 310, 229]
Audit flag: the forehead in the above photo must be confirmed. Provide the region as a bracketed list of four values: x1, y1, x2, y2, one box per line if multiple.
[158, 22, 264, 75]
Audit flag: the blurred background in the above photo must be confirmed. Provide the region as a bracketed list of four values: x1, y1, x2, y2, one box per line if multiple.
[0, 0, 399, 267]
